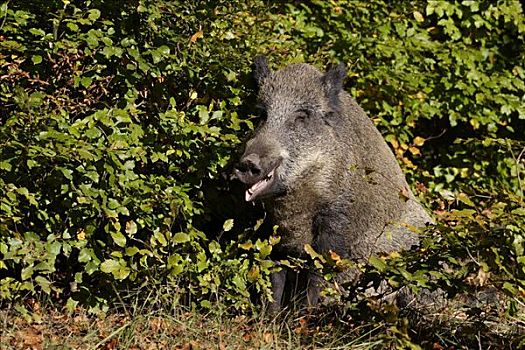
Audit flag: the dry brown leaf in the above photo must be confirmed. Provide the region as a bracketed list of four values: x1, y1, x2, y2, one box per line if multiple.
[102, 338, 119, 350]
[399, 186, 410, 202]
[16, 327, 43, 350]
[263, 332, 273, 344]
[415, 181, 428, 193]
[432, 342, 445, 350]
[189, 30, 203, 45]
[329, 250, 341, 262]
[149, 317, 165, 332]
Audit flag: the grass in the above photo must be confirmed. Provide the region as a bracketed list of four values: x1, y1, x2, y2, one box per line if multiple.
[0, 303, 378, 349]
[1, 286, 524, 349]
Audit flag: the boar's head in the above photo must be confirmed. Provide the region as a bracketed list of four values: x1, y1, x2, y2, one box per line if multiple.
[235, 56, 347, 202]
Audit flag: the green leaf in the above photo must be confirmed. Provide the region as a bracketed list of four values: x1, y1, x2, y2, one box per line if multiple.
[158, 45, 170, 56]
[258, 242, 272, 259]
[88, 9, 101, 22]
[232, 274, 246, 290]
[125, 246, 140, 256]
[35, 276, 51, 294]
[100, 259, 120, 274]
[369, 256, 387, 272]
[21, 265, 34, 280]
[222, 219, 234, 232]
[173, 232, 190, 243]
[0, 161, 12, 171]
[125, 221, 138, 235]
[511, 207, 525, 216]
[86, 36, 98, 48]
[78, 248, 92, 263]
[16, 187, 29, 197]
[111, 232, 127, 247]
[29, 28, 45, 36]
[32, 55, 42, 64]
[66, 297, 79, 313]
[153, 231, 168, 246]
[85, 127, 101, 139]
[413, 11, 424, 22]
[503, 282, 518, 295]
[47, 241, 61, 256]
[80, 76, 92, 88]
[66, 22, 79, 32]
[59, 168, 73, 180]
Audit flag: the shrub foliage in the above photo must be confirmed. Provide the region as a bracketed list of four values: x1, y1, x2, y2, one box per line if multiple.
[1, 0, 524, 326]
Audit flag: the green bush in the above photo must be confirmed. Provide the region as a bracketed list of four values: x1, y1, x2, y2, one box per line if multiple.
[0, 0, 285, 310]
[1, 0, 524, 323]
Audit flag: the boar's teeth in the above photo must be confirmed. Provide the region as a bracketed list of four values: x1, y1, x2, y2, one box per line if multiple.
[245, 169, 276, 201]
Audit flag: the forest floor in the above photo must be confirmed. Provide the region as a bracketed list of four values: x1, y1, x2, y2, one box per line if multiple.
[1, 290, 524, 350]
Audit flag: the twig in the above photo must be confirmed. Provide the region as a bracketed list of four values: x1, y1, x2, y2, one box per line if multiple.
[91, 322, 129, 350]
[112, 282, 129, 316]
[466, 247, 481, 267]
[0, 1, 9, 31]
[507, 141, 525, 203]
[516, 145, 525, 202]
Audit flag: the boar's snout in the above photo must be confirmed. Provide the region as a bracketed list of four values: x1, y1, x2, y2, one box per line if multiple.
[235, 153, 263, 184]
[234, 152, 282, 202]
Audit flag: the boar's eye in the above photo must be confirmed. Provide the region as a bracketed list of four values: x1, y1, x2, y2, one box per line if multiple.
[323, 111, 341, 128]
[294, 109, 310, 123]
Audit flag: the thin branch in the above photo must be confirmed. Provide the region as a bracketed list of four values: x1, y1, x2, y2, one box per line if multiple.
[516, 145, 525, 202]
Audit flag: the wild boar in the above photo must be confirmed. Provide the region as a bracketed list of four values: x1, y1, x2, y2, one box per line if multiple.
[235, 56, 431, 311]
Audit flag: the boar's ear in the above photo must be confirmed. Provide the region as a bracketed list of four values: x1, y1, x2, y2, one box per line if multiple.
[253, 55, 271, 87]
[321, 63, 346, 106]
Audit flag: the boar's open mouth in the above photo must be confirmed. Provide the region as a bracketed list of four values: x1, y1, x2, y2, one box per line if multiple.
[245, 166, 279, 202]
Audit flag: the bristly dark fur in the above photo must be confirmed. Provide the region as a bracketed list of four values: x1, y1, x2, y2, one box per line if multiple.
[253, 55, 271, 87]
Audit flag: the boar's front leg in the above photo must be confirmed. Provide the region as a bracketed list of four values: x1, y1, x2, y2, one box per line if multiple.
[306, 273, 324, 307]
[268, 268, 287, 314]
[308, 205, 355, 307]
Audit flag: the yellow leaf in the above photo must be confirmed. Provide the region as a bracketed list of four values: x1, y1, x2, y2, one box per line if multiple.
[415, 91, 425, 100]
[304, 244, 324, 262]
[77, 229, 86, 240]
[269, 235, 281, 245]
[239, 241, 253, 250]
[247, 266, 260, 282]
[388, 251, 401, 259]
[389, 138, 399, 149]
[457, 192, 475, 207]
[408, 146, 421, 156]
[402, 157, 416, 169]
[413, 136, 425, 146]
